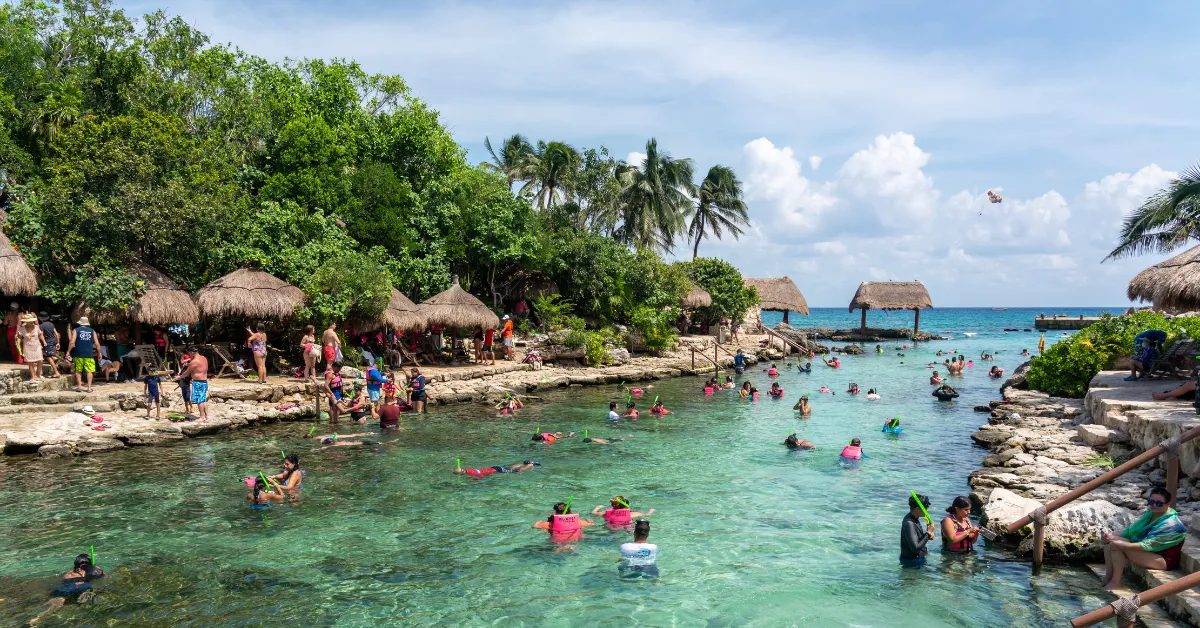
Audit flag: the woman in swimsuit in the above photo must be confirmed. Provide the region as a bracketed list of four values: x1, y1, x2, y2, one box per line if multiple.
[323, 362, 343, 424]
[249, 477, 285, 505]
[246, 324, 268, 384]
[341, 387, 372, 424]
[269, 454, 304, 490]
[29, 554, 105, 625]
[300, 324, 320, 381]
[941, 496, 980, 554]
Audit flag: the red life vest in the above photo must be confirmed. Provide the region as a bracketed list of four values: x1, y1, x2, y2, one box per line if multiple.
[840, 445, 863, 459]
[604, 508, 632, 526]
[538, 433, 557, 443]
[550, 513, 580, 533]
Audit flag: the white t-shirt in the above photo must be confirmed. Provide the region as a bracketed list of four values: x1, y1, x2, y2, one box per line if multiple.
[620, 542, 657, 566]
[607, 410, 620, 421]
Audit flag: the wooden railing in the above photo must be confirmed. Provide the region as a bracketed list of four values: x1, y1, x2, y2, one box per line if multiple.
[690, 345, 721, 372]
[762, 327, 809, 356]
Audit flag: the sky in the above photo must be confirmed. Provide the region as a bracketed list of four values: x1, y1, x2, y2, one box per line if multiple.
[117, 0, 1200, 306]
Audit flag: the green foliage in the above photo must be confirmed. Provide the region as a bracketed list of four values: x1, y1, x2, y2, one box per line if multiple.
[682, 257, 759, 323]
[1082, 454, 1115, 470]
[584, 329, 617, 366]
[630, 305, 679, 353]
[1026, 312, 1200, 397]
[531, 294, 573, 331]
[303, 251, 392, 325]
[563, 329, 589, 349]
[625, 249, 691, 313]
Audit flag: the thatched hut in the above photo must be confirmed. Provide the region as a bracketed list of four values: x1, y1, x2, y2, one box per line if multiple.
[71, 261, 199, 326]
[196, 267, 305, 319]
[1128, 245, 1200, 312]
[743, 277, 809, 323]
[848, 281, 933, 334]
[0, 231, 37, 297]
[682, 285, 713, 309]
[419, 277, 500, 330]
[383, 288, 426, 331]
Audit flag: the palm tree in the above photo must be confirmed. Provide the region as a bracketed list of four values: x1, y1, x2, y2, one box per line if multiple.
[1106, 165, 1200, 260]
[689, 165, 749, 259]
[482, 134, 534, 185]
[618, 139, 695, 251]
[521, 141, 580, 209]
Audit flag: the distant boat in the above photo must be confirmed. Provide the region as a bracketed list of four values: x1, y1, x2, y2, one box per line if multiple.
[964, 332, 977, 337]
[992, 308, 1007, 311]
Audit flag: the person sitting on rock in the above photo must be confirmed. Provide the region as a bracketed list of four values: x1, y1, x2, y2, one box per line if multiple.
[1100, 486, 1186, 591]
[1152, 379, 1196, 401]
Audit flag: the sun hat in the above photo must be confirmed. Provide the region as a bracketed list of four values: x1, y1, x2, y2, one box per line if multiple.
[80, 405, 95, 415]
[76, 317, 90, 326]
[19, 314, 36, 324]
[37, 311, 49, 321]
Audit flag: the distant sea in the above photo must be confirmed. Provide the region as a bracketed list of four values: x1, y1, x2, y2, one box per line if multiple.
[761, 307, 1125, 335]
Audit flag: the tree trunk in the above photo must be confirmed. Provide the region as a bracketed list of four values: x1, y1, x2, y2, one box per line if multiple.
[692, 213, 704, 260]
[860, 308, 867, 331]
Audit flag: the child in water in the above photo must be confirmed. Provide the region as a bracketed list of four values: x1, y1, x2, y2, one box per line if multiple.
[784, 433, 816, 450]
[591, 496, 655, 527]
[769, 382, 784, 398]
[29, 554, 106, 625]
[623, 401, 639, 419]
[248, 477, 285, 505]
[649, 400, 673, 414]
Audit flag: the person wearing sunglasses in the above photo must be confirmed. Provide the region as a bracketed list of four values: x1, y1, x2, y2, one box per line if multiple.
[1100, 486, 1186, 592]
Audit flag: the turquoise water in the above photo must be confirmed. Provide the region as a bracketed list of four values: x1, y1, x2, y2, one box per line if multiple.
[0, 308, 1125, 626]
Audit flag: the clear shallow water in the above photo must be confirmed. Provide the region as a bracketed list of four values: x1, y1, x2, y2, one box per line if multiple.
[0, 308, 1126, 626]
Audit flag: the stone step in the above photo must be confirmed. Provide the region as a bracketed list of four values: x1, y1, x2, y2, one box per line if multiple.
[1179, 534, 1200, 574]
[0, 400, 117, 415]
[1128, 563, 1200, 626]
[0, 391, 90, 406]
[1086, 564, 1191, 627]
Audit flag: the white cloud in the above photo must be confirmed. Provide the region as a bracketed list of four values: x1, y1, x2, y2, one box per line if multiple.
[626, 151, 647, 167]
[1084, 164, 1175, 215]
[811, 241, 847, 255]
[838, 133, 939, 228]
[741, 138, 836, 232]
[809, 155, 823, 170]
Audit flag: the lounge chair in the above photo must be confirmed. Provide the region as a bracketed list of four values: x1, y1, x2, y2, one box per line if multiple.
[1146, 338, 1197, 379]
[211, 343, 246, 380]
[133, 344, 167, 379]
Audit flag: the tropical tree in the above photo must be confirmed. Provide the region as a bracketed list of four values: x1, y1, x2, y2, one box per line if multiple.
[617, 138, 695, 252]
[1107, 165, 1200, 260]
[521, 140, 579, 209]
[482, 133, 533, 184]
[689, 164, 748, 259]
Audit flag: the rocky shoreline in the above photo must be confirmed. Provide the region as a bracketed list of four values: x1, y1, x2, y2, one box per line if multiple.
[970, 363, 1200, 560]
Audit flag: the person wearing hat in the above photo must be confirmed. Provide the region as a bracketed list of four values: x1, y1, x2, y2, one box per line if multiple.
[501, 314, 515, 361]
[38, 312, 61, 377]
[16, 312, 45, 380]
[66, 317, 101, 393]
[4, 302, 21, 364]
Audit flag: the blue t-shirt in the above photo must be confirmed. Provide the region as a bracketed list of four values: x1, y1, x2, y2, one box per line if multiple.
[72, 327, 96, 358]
[367, 367, 388, 394]
[144, 375, 161, 395]
[734, 353, 745, 367]
[410, 374, 425, 391]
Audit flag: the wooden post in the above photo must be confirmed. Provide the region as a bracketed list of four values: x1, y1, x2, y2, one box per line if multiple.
[1168, 457, 1180, 507]
[860, 308, 867, 332]
[913, 309, 920, 338]
[714, 344, 719, 374]
[1032, 520, 1045, 571]
[782, 310, 789, 324]
[691, 347, 695, 370]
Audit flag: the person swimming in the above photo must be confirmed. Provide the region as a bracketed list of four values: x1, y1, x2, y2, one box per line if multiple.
[767, 364, 779, 377]
[248, 477, 285, 505]
[533, 500, 595, 543]
[624, 401, 640, 419]
[798, 362, 812, 373]
[818, 386, 832, 394]
[846, 383, 860, 395]
[784, 433, 816, 450]
[840, 437, 867, 460]
[649, 400, 673, 414]
[793, 394, 812, 416]
[876, 344, 884, 354]
[882, 418, 902, 434]
[1021, 349, 1031, 356]
[988, 366, 1005, 378]
[769, 382, 784, 398]
[583, 434, 632, 444]
[824, 355, 840, 368]
[29, 554, 106, 625]
[455, 460, 539, 476]
[740, 381, 752, 399]
[592, 496, 655, 528]
[532, 431, 575, 443]
[865, 388, 880, 400]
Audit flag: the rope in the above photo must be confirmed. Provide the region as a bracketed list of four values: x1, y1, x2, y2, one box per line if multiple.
[1110, 594, 1141, 622]
[1160, 434, 1182, 461]
[1029, 505, 1048, 526]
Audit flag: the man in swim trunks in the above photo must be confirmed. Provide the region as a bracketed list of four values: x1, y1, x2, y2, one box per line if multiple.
[584, 435, 632, 445]
[454, 460, 539, 476]
[322, 322, 340, 368]
[175, 346, 210, 420]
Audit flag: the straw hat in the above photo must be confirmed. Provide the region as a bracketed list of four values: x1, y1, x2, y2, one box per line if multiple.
[80, 405, 95, 415]
[76, 317, 90, 326]
[19, 313, 36, 324]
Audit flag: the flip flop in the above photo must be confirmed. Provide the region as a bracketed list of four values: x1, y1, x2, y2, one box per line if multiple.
[90, 424, 109, 431]
[90, 416, 104, 423]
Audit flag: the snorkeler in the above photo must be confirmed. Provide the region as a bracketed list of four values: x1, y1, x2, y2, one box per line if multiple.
[321, 437, 399, 450]
[797, 361, 812, 373]
[583, 434, 633, 445]
[532, 431, 575, 443]
[824, 355, 841, 369]
[846, 383, 860, 395]
[784, 433, 816, 450]
[723, 375, 736, 389]
[455, 460, 539, 476]
[932, 384, 959, 402]
[248, 476, 285, 505]
[769, 382, 785, 398]
[865, 388, 880, 400]
[882, 418, 903, 433]
[623, 401, 640, 419]
[840, 438, 867, 460]
[532, 501, 595, 542]
[650, 400, 673, 414]
[29, 554, 106, 625]
[766, 363, 779, 376]
[268, 453, 303, 490]
[793, 394, 812, 416]
[592, 496, 655, 526]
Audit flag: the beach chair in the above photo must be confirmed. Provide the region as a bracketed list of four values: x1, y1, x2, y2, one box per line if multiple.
[1147, 338, 1196, 379]
[398, 343, 424, 367]
[211, 343, 246, 380]
[133, 344, 167, 379]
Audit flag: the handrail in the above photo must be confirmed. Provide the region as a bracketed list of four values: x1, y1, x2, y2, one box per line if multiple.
[762, 327, 809, 356]
[1004, 423, 1200, 570]
[690, 346, 720, 371]
[715, 343, 739, 360]
[1073, 569, 1200, 626]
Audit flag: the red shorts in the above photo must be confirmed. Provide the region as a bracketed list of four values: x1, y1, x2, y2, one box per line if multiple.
[465, 467, 498, 476]
[323, 346, 337, 362]
[1157, 543, 1183, 570]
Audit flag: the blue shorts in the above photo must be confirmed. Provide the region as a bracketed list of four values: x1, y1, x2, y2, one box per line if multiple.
[369, 389, 381, 402]
[191, 380, 209, 404]
[899, 556, 927, 568]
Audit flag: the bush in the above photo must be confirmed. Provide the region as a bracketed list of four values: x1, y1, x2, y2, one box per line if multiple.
[630, 305, 679, 353]
[681, 257, 759, 324]
[563, 329, 589, 349]
[532, 295, 574, 331]
[1025, 312, 1200, 397]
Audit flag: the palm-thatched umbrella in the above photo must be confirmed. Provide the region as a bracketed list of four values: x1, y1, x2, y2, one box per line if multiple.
[743, 277, 809, 323]
[72, 260, 199, 326]
[848, 281, 933, 334]
[196, 267, 305, 319]
[419, 277, 500, 330]
[0, 231, 37, 297]
[384, 288, 426, 331]
[682, 285, 713, 309]
[1128, 244, 1200, 312]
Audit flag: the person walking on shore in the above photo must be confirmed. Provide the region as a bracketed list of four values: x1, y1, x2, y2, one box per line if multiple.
[175, 346, 210, 420]
[39, 312, 60, 377]
[321, 322, 341, 369]
[67, 317, 100, 393]
[17, 313, 44, 380]
[246, 324, 268, 384]
[501, 315, 515, 361]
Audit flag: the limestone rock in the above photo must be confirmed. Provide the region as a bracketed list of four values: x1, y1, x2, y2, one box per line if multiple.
[1076, 424, 1127, 447]
[38, 444, 72, 458]
[606, 348, 631, 365]
[121, 432, 185, 446]
[1025, 500, 1137, 558]
[981, 488, 1042, 534]
[971, 429, 1010, 446]
[1000, 360, 1032, 395]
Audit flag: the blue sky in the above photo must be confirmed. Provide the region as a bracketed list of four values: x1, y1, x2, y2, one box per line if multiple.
[119, 0, 1199, 306]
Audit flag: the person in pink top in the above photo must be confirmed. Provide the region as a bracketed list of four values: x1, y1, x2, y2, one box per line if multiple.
[591, 496, 655, 528]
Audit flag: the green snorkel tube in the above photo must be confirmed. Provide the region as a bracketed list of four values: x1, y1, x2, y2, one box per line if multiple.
[910, 490, 932, 526]
[563, 496, 574, 515]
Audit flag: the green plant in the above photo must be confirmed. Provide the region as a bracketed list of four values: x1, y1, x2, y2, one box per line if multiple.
[515, 317, 534, 336]
[630, 305, 679, 353]
[584, 332, 610, 366]
[563, 329, 589, 349]
[681, 257, 759, 324]
[566, 316, 586, 331]
[531, 294, 573, 331]
[1082, 453, 1115, 469]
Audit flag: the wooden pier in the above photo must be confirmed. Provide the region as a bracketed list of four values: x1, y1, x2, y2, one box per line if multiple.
[1034, 315, 1103, 331]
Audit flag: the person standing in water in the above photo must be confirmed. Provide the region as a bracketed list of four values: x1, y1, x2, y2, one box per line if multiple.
[793, 394, 812, 416]
[533, 501, 595, 543]
[901, 493, 936, 567]
[733, 348, 746, 373]
[29, 553, 106, 625]
[941, 496, 981, 554]
[784, 433, 816, 450]
[408, 367, 427, 414]
[269, 454, 304, 490]
[932, 384, 959, 402]
[619, 520, 659, 578]
[607, 401, 620, 422]
[592, 496, 655, 527]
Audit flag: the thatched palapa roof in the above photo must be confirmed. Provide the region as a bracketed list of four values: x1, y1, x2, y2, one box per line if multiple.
[196, 267, 305, 319]
[419, 277, 500, 329]
[682, 285, 713, 308]
[848, 281, 933, 312]
[0, 231, 37, 296]
[72, 261, 200, 325]
[384, 288, 426, 331]
[1128, 244, 1200, 312]
[743, 277, 809, 315]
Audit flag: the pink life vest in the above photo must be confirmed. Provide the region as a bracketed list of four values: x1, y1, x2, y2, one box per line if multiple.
[767, 368, 778, 376]
[704, 387, 714, 395]
[751, 392, 759, 401]
[840, 445, 863, 459]
[604, 508, 632, 526]
[770, 387, 784, 398]
[550, 513, 580, 533]
[538, 433, 557, 443]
